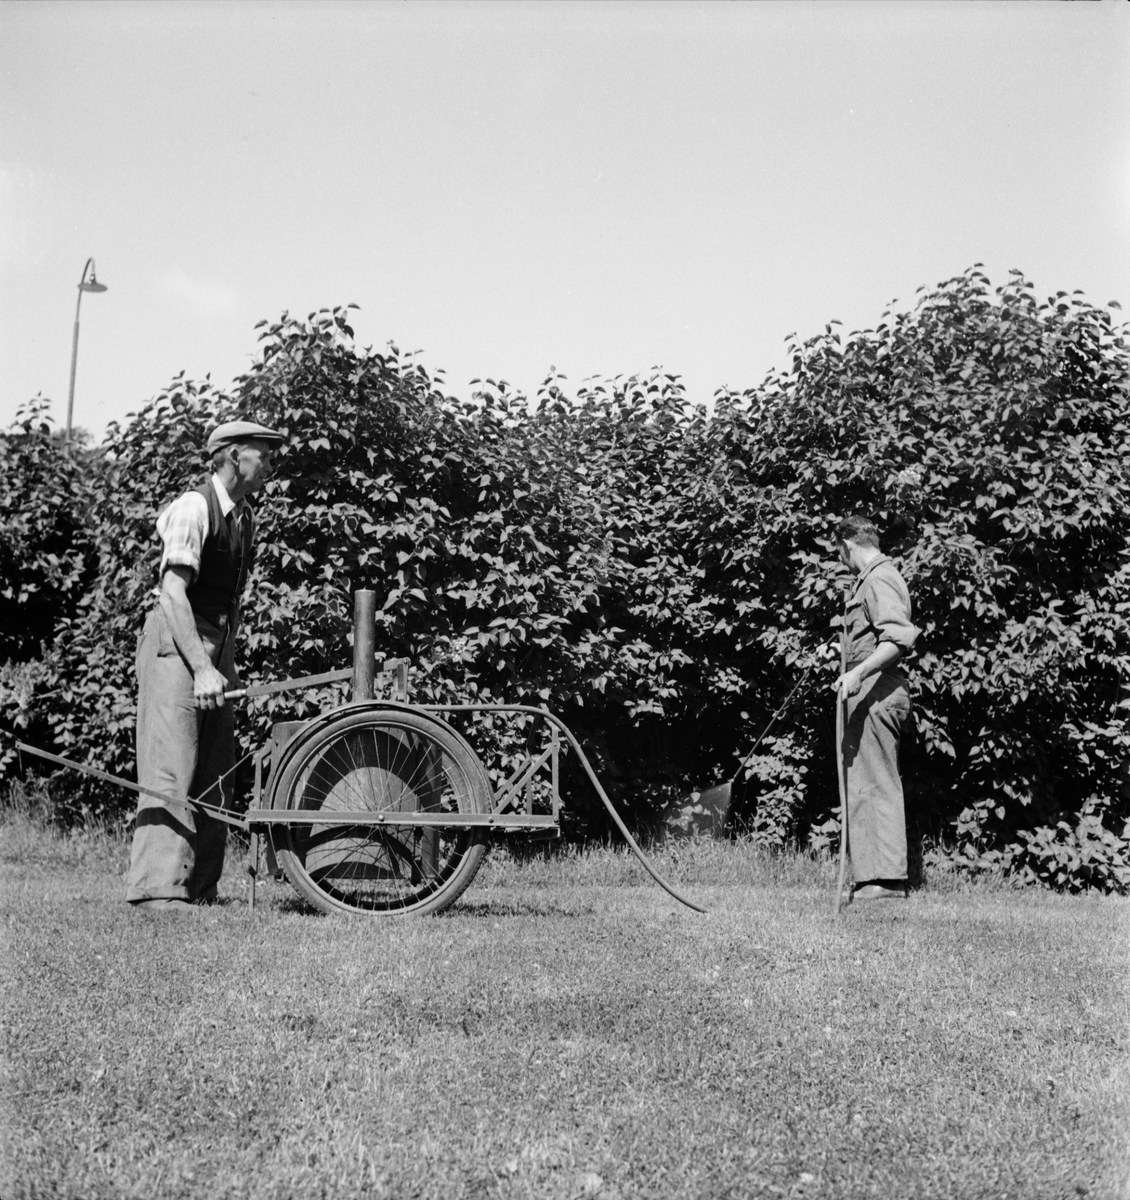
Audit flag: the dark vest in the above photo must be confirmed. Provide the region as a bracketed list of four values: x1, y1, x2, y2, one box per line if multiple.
[183, 479, 253, 622]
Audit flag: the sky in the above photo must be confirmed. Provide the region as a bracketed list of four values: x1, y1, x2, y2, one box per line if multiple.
[2, 0, 1128, 444]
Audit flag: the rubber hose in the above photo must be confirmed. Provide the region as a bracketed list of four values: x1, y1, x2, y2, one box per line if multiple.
[421, 704, 708, 915]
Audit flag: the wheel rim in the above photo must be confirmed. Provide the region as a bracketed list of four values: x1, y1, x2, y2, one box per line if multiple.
[278, 718, 485, 912]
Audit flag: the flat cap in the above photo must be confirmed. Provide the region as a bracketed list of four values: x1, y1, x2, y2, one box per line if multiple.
[206, 420, 286, 452]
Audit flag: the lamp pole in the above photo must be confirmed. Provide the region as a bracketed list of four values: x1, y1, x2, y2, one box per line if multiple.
[65, 257, 108, 451]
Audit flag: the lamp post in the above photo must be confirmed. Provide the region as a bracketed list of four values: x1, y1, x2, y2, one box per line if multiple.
[65, 257, 108, 451]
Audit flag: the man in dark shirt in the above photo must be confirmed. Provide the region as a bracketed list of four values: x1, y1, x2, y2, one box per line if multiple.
[832, 516, 918, 902]
[125, 420, 284, 912]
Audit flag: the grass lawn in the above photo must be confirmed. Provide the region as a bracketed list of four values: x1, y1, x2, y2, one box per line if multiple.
[1, 812, 1127, 1200]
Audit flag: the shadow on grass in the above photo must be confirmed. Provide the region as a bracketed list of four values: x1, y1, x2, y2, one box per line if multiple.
[272, 893, 326, 917]
[443, 897, 597, 919]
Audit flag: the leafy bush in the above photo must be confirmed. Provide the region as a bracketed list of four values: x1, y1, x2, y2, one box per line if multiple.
[706, 268, 1130, 886]
[0, 397, 96, 662]
[0, 398, 100, 785]
[6, 274, 1129, 891]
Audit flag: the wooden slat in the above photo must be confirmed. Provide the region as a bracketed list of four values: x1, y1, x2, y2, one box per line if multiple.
[494, 745, 553, 814]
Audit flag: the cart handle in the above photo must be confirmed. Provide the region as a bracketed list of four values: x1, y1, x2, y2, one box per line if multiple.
[224, 667, 353, 700]
[15, 742, 251, 830]
[224, 659, 410, 702]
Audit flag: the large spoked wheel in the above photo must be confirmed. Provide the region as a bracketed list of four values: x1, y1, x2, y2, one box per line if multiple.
[270, 706, 492, 916]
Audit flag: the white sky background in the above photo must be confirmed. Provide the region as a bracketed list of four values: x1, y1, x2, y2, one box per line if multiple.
[2, 0, 1127, 443]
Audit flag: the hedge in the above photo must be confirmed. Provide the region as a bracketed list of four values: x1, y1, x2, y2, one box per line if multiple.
[3, 269, 1128, 891]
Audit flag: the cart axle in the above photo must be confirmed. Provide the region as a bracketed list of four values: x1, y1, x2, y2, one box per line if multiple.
[245, 809, 558, 830]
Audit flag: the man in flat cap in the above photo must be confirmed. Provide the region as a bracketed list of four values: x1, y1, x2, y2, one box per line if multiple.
[126, 420, 284, 912]
[832, 515, 918, 902]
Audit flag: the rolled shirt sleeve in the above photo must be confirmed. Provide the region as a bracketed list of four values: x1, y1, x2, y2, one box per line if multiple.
[155, 491, 209, 583]
[843, 556, 918, 667]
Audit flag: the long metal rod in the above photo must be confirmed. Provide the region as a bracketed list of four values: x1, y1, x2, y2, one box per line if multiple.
[729, 658, 820, 787]
[223, 662, 409, 702]
[243, 809, 558, 828]
[66, 310, 82, 450]
[15, 743, 249, 830]
[65, 260, 92, 450]
[224, 667, 352, 700]
[833, 591, 851, 917]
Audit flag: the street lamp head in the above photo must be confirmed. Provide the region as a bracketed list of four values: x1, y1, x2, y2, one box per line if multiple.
[67, 257, 108, 450]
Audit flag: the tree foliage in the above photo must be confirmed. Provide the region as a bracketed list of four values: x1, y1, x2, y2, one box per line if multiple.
[0, 397, 95, 662]
[711, 268, 1130, 888]
[4, 272, 1129, 889]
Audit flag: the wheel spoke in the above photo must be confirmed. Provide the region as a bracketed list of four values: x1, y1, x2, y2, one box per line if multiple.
[274, 712, 489, 914]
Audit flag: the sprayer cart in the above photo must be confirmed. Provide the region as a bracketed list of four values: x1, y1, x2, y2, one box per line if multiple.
[19, 592, 703, 917]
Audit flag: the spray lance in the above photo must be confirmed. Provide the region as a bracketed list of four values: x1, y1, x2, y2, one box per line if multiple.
[685, 640, 831, 822]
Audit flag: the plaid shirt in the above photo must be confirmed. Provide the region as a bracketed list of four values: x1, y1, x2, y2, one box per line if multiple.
[156, 473, 252, 584]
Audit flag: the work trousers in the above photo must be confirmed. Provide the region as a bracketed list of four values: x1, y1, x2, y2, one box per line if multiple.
[125, 606, 235, 904]
[843, 669, 911, 884]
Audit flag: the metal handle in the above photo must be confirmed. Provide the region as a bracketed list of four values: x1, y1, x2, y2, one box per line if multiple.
[223, 668, 353, 701]
[833, 591, 851, 916]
